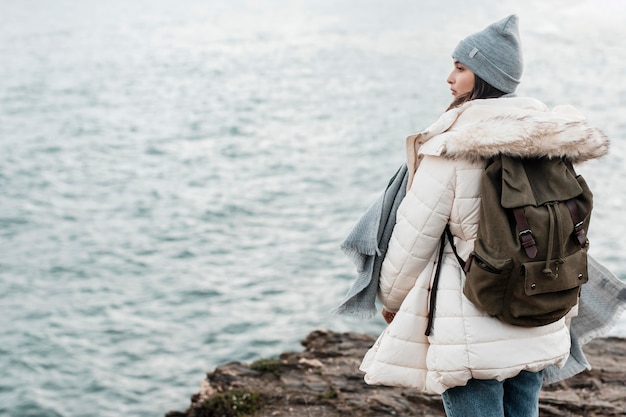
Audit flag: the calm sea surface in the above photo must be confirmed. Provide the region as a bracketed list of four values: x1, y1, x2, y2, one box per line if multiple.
[1, 0, 625, 415]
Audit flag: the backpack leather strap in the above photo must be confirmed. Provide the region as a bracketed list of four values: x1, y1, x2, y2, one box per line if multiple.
[425, 226, 468, 336]
[513, 208, 538, 259]
[565, 199, 587, 248]
[445, 226, 466, 270]
[425, 232, 446, 337]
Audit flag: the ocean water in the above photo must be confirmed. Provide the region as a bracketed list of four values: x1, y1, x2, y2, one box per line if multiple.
[1, 0, 625, 416]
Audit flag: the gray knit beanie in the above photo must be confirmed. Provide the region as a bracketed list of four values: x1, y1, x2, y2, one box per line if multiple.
[452, 15, 523, 93]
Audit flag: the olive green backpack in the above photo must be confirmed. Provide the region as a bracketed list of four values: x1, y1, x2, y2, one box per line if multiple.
[458, 155, 592, 327]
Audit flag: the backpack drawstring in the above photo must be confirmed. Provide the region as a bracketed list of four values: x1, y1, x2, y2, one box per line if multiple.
[543, 202, 565, 279]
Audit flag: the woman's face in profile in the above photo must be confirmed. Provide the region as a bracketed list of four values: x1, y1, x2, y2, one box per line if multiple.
[447, 61, 475, 97]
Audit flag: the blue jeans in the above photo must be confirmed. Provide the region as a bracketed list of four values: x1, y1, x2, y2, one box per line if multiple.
[442, 371, 543, 417]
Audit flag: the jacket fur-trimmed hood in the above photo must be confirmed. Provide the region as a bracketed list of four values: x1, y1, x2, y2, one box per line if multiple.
[415, 98, 609, 164]
[443, 112, 609, 163]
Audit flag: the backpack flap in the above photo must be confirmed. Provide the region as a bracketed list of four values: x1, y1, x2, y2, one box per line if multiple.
[500, 156, 584, 208]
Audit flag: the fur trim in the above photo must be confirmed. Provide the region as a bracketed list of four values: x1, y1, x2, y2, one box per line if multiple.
[442, 114, 609, 163]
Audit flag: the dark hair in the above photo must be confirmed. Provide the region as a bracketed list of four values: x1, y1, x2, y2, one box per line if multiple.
[446, 75, 506, 111]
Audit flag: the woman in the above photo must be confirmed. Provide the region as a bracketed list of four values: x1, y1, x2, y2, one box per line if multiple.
[359, 15, 609, 417]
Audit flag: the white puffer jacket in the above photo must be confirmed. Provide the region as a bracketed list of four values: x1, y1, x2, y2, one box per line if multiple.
[360, 96, 609, 394]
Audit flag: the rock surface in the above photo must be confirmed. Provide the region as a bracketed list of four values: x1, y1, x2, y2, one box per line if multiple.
[166, 330, 626, 417]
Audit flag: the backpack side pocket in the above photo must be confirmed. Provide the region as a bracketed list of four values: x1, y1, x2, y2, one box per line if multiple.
[463, 249, 513, 318]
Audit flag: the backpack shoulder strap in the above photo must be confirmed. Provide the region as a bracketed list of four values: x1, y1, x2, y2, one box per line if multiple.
[425, 232, 446, 336]
[425, 226, 470, 336]
[445, 226, 466, 270]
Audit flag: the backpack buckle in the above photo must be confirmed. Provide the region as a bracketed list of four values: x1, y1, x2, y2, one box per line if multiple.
[518, 229, 538, 258]
[573, 221, 587, 247]
[567, 200, 588, 248]
[513, 208, 538, 258]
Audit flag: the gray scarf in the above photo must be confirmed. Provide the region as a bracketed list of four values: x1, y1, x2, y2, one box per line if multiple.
[333, 164, 407, 318]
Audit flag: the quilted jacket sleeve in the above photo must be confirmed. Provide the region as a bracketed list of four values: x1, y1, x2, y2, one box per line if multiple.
[378, 155, 456, 312]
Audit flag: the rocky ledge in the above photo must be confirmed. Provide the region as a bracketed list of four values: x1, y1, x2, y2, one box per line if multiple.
[166, 330, 626, 417]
